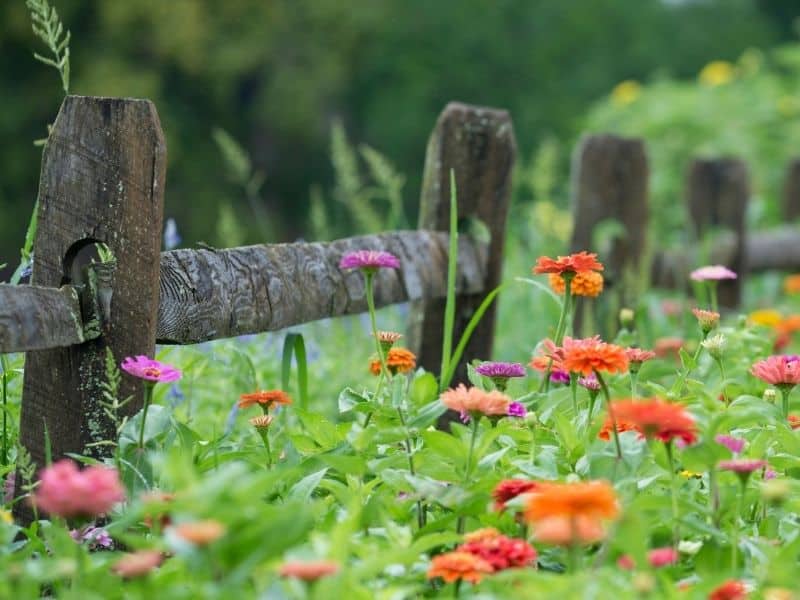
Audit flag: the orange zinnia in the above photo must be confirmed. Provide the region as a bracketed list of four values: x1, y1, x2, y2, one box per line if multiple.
[533, 251, 604, 275]
[598, 417, 640, 441]
[524, 480, 619, 523]
[548, 271, 604, 297]
[530, 339, 566, 374]
[608, 399, 697, 445]
[278, 560, 340, 581]
[238, 389, 292, 410]
[561, 336, 629, 376]
[427, 551, 493, 584]
[784, 274, 800, 295]
[171, 520, 226, 545]
[532, 515, 607, 546]
[369, 347, 417, 375]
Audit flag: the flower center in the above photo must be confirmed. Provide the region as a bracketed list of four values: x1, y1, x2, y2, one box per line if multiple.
[143, 367, 162, 378]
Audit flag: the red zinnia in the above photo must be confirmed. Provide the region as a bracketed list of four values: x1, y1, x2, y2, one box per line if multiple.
[492, 479, 539, 511]
[708, 579, 748, 600]
[607, 399, 698, 445]
[458, 529, 537, 571]
[533, 251, 603, 275]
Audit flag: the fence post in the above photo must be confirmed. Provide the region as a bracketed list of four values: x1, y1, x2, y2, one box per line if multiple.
[686, 158, 749, 308]
[15, 97, 165, 512]
[407, 102, 516, 388]
[569, 134, 649, 334]
[783, 159, 800, 222]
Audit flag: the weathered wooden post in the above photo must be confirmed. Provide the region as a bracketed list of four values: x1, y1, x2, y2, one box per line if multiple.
[15, 96, 165, 512]
[782, 159, 800, 222]
[686, 158, 748, 308]
[569, 134, 649, 333]
[407, 102, 516, 387]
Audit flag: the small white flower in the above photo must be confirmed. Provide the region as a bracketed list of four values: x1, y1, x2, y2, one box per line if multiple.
[678, 540, 703, 555]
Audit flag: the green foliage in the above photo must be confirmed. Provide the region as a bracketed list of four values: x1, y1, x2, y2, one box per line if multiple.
[25, 0, 70, 94]
[586, 43, 800, 246]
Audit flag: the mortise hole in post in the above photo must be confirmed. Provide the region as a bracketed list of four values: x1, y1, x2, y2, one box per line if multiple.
[61, 238, 113, 286]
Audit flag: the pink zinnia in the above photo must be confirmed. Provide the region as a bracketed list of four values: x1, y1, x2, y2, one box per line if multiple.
[648, 547, 679, 567]
[121, 356, 181, 383]
[625, 348, 656, 363]
[690, 265, 737, 281]
[751, 355, 800, 386]
[715, 434, 745, 455]
[718, 459, 768, 473]
[578, 375, 600, 391]
[32, 459, 125, 519]
[338, 250, 400, 271]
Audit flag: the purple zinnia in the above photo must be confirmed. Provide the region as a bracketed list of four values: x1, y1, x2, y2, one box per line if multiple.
[121, 356, 182, 383]
[550, 370, 570, 384]
[690, 265, 737, 282]
[715, 434, 745, 455]
[507, 402, 526, 418]
[475, 362, 526, 379]
[339, 250, 400, 271]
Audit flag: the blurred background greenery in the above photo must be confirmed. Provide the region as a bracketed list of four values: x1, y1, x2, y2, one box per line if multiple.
[3, 0, 800, 280]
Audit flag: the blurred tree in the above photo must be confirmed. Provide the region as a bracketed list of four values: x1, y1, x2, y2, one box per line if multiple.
[0, 0, 787, 277]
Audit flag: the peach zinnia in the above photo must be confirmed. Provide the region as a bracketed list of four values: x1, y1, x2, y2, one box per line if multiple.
[533, 251, 603, 275]
[608, 399, 697, 445]
[238, 389, 292, 410]
[439, 384, 511, 418]
[427, 551, 493, 584]
[561, 336, 629, 376]
[111, 550, 165, 578]
[279, 559, 340, 581]
[532, 515, 607, 546]
[171, 520, 226, 545]
[369, 347, 416, 375]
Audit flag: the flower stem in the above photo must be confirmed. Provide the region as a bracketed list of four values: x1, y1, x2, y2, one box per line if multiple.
[779, 386, 792, 418]
[397, 406, 425, 528]
[457, 417, 480, 534]
[365, 273, 388, 377]
[709, 282, 719, 314]
[595, 371, 622, 462]
[257, 429, 273, 469]
[732, 481, 745, 570]
[570, 373, 578, 416]
[630, 370, 638, 399]
[138, 383, 154, 449]
[1, 355, 8, 466]
[553, 274, 575, 346]
[715, 358, 728, 405]
[665, 441, 681, 546]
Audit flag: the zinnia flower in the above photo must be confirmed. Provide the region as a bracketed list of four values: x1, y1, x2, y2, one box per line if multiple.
[548, 270, 604, 297]
[718, 459, 768, 474]
[578, 376, 600, 391]
[440, 384, 511, 418]
[279, 560, 340, 581]
[524, 480, 619, 525]
[617, 547, 678, 570]
[427, 551, 493, 584]
[625, 348, 655, 364]
[339, 250, 400, 271]
[533, 251, 603, 275]
[784, 274, 800, 295]
[788, 415, 800, 429]
[715, 434, 745, 455]
[121, 356, 181, 383]
[751, 355, 800, 386]
[374, 330, 402, 353]
[492, 479, 539, 511]
[561, 336, 629, 376]
[111, 550, 164, 578]
[507, 402, 526, 418]
[532, 515, 607, 546]
[238, 389, 292, 410]
[708, 579, 748, 600]
[369, 347, 417, 375]
[32, 459, 125, 519]
[475, 361, 526, 379]
[692, 308, 720, 333]
[607, 399, 698, 445]
[598, 417, 640, 441]
[690, 265, 737, 281]
[249, 415, 274, 430]
[458, 530, 537, 571]
[171, 520, 226, 545]
[654, 337, 684, 359]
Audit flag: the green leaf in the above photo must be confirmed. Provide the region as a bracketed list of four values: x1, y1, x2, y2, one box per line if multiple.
[338, 387, 370, 413]
[288, 468, 328, 502]
[409, 371, 437, 407]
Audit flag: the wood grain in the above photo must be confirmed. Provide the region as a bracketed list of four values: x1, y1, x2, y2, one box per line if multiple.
[17, 96, 166, 488]
[156, 230, 488, 344]
[407, 102, 516, 387]
[0, 284, 85, 351]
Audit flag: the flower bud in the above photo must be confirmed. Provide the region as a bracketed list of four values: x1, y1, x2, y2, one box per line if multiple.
[619, 308, 635, 328]
[677, 540, 703, 555]
[701, 334, 726, 360]
[761, 479, 791, 504]
[763, 388, 777, 403]
[524, 412, 539, 427]
[632, 572, 655, 595]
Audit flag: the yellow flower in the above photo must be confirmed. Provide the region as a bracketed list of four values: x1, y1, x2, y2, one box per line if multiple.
[748, 309, 782, 328]
[0, 509, 12, 525]
[611, 80, 641, 106]
[699, 61, 735, 87]
[680, 470, 703, 479]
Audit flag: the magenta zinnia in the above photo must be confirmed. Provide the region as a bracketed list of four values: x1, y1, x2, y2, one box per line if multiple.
[751, 355, 800, 386]
[121, 356, 181, 383]
[475, 362, 526, 379]
[339, 250, 400, 271]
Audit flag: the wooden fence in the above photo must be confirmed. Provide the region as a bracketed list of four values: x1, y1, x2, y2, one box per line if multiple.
[0, 97, 515, 492]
